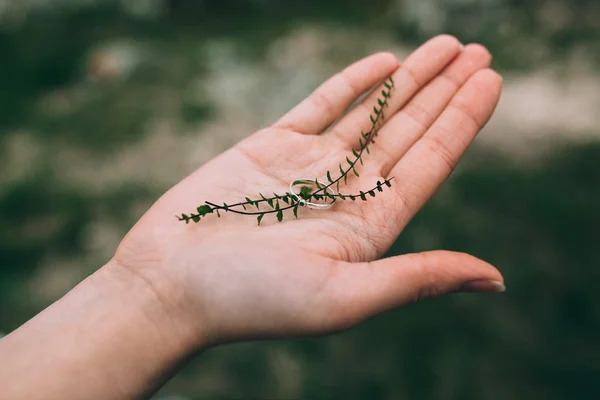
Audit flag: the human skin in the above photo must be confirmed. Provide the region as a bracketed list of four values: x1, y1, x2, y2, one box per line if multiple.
[0, 35, 504, 399]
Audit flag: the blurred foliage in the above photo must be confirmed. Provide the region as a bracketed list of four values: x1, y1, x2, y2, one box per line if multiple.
[1, 0, 599, 399]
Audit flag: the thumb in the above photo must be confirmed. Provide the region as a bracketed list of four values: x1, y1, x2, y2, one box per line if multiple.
[330, 250, 505, 325]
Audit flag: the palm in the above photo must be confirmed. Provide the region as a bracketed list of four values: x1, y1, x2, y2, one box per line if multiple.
[115, 36, 505, 343]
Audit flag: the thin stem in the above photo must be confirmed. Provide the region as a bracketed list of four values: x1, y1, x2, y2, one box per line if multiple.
[205, 201, 295, 216]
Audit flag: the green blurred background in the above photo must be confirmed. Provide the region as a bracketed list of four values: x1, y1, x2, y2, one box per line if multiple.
[1, 0, 599, 399]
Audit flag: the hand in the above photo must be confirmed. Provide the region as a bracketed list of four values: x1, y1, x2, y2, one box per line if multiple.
[112, 35, 504, 347]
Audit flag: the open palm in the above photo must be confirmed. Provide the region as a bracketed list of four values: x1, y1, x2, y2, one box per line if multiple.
[114, 35, 504, 346]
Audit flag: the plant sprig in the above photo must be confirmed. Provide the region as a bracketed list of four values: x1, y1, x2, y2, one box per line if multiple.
[177, 75, 396, 225]
[313, 76, 395, 196]
[177, 178, 394, 225]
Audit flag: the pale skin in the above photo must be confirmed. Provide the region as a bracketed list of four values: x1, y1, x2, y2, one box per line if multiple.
[0, 35, 505, 399]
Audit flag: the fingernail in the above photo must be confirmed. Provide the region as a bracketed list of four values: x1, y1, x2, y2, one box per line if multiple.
[459, 280, 506, 293]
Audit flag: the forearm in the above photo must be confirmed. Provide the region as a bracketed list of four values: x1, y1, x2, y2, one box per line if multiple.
[0, 261, 202, 400]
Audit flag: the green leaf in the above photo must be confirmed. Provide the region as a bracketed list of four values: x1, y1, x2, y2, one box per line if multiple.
[382, 90, 388, 98]
[370, 115, 376, 124]
[281, 195, 289, 204]
[338, 193, 346, 200]
[260, 193, 274, 208]
[373, 106, 380, 115]
[369, 190, 376, 197]
[257, 214, 264, 225]
[385, 179, 392, 187]
[196, 205, 213, 216]
[314, 179, 324, 189]
[378, 99, 384, 107]
[352, 167, 360, 177]
[360, 191, 367, 201]
[276, 202, 283, 222]
[352, 148, 360, 158]
[254, 201, 260, 210]
[300, 186, 312, 200]
[245, 197, 253, 204]
[384, 82, 391, 90]
[242, 203, 247, 210]
[223, 202, 229, 211]
[216, 209, 221, 218]
[327, 170, 333, 183]
[346, 156, 354, 167]
[192, 215, 200, 223]
[339, 163, 345, 177]
[293, 203, 299, 218]
[349, 195, 356, 201]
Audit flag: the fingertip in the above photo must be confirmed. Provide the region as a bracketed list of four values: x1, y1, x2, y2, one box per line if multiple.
[474, 68, 504, 95]
[430, 34, 463, 52]
[463, 43, 493, 65]
[372, 51, 400, 68]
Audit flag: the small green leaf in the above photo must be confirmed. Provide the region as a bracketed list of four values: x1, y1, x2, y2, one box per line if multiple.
[369, 190, 376, 197]
[260, 193, 274, 208]
[382, 90, 388, 98]
[281, 195, 289, 204]
[384, 82, 391, 90]
[349, 195, 356, 201]
[192, 215, 200, 223]
[300, 186, 313, 200]
[254, 201, 260, 210]
[352, 167, 360, 177]
[373, 106, 380, 115]
[370, 115, 376, 124]
[339, 163, 345, 176]
[196, 205, 213, 216]
[385, 179, 392, 188]
[360, 191, 367, 201]
[338, 193, 346, 200]
[245, 197, 253, 203]
[352, 148, 360, 158]
[314, 179, 324, 189]
[359, 138, 364, 148]
[223, 202, 229, 211]
[293, 203, 299, 218]
[257, 214, 264, 225]
[346, 156, 353, 167]
[327, 170, 333, 183]
[216, 209, 221, 218]
[378, 99, 384, 107]
[242, 203, 247, 210]
[376, 181, 384, 192]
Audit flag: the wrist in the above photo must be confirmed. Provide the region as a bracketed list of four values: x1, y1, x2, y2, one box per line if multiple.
[102, 257, 208, 353]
